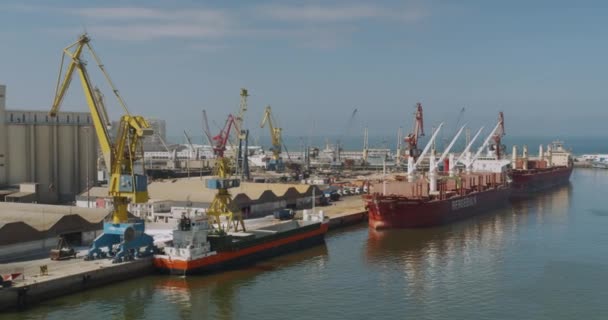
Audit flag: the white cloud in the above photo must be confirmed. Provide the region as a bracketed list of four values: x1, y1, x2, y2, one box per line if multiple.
[88, 23, 229, 41]
[254, 3, 428, 23]
[189, 43, 228, 53]
[68, 7, 230, 24]
[60, 7, 234, 41]
[20, 3, 430, 47]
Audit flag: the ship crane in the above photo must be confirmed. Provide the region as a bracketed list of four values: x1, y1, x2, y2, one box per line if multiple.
[203, 114, 246, 232]
[405, 103, 425, 176]
[463, 112, 506, 173]
[259, 105, 284, 171]
[452, 127, 485, 176]
[427, 125, 466, 193]
[183, 130, 198, 159]
[50, 34, 154, 262]
[407, 122, 444, 182]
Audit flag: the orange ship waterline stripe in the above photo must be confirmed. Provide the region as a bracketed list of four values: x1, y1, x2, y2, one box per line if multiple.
[154, 223, 329, 272]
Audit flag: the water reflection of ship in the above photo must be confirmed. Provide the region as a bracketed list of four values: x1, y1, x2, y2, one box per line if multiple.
[510, 182, 572, 225]
[154, 244, 329, 320]
[365, 183, 572, 299]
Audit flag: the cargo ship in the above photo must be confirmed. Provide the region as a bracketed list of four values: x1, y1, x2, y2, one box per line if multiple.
[364, 108, 512, 229]
[363, 171, 511, 229]
[510, 141, 573, 197]
[154, 210, 328, 275]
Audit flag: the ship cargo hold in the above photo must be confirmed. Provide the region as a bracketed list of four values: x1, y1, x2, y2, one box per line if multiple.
[154, 211, 328, 275]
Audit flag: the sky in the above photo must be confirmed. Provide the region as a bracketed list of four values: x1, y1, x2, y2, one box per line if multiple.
[2, 0, 608, 141]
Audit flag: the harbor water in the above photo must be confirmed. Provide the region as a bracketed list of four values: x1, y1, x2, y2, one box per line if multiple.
[5, 168, 608, 319]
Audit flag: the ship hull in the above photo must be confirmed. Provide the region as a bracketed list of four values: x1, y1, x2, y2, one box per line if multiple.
[364, 187, 511, 229]
[510, 166, 572, 198]
[154, 222, 328, 275]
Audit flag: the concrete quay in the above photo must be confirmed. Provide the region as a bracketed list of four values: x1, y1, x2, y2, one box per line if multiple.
[0, 196, 368, 311]
[0, 256, 153, 311]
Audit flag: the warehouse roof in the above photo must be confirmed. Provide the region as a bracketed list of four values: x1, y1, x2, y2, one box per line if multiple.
[0, 202, 110, 231]
[5, 192, 35, 198]
[82, 178, 318, 204]
[0, 190, 17, 196]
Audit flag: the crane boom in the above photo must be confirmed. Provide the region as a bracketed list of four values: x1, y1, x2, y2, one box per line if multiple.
[410, 122, 444, 173]
[183, 130, 195, 152]
[455, 127, 484, 164]
[51, 37, 114, 169]
[50, 34, 151, 223]
[435, 124, 466, 168]
[404, 102, 425, 160]
[470, 119, 503, 165]
[491, 112, 506, 158]
[92, 86, 111, 130]
[202, 109, 214, 146]
[260, 105, 282, 161]
[235, 88, 248, 138]
[213, 114, 237, 158]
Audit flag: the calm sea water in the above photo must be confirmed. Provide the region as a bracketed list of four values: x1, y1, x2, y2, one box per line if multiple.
[5, 168, 608, 320]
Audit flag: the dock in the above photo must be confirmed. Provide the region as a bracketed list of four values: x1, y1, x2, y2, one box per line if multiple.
[573, 161, 592, 168]
[310, 196, 368, 229]
[0, 256, 153, 310]
[0, 197, 368, 311]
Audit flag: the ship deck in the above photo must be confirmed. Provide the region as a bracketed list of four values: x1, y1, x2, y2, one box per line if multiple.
[368, 172, 508, 200]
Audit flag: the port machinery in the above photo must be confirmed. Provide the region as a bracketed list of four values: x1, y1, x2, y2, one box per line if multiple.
[203, 113, 246, 232]
[50, 34, 154, 262]
[404, 103, 425, 173]
[260, 105, 284, 171]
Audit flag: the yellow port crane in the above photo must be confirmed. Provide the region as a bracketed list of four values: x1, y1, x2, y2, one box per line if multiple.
[234, 88, 248, 140]
[203, 114, 246, 232]
[233, 89, 250, 179]
[260, 105, 284, 171]
[50, 34, 154, 262]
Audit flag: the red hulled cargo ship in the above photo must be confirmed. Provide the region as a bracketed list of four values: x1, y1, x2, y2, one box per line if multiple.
[363, 172, 511, 229]
[154, 211, 328, 275]
[363, 107, 513, 229]
[510, 141, 573, 197]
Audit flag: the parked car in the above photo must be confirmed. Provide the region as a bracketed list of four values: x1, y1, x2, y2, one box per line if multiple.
[273, 209, 295, 220]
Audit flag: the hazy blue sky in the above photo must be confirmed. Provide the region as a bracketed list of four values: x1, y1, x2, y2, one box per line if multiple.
[2, 1, 608, 140]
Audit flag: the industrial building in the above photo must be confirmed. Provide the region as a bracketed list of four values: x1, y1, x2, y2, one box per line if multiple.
[112, 118, 166, 152]
[0, 84, 97, 203]
[0, 202, 109, 261]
